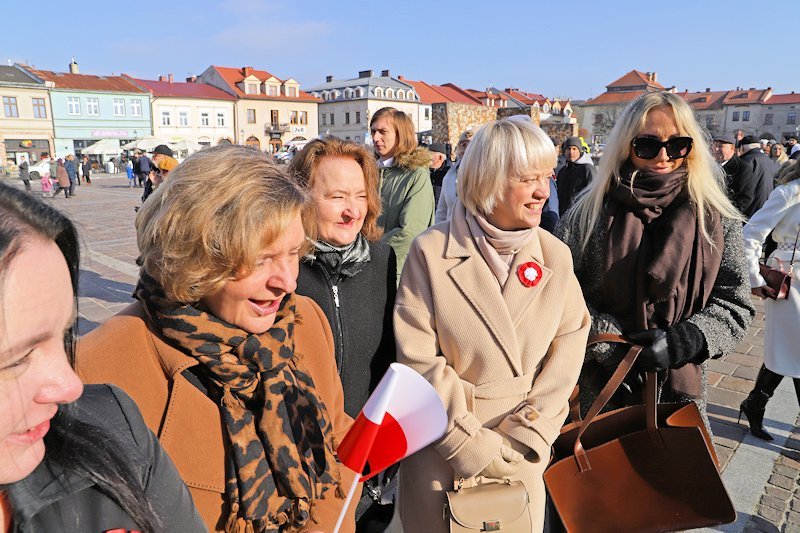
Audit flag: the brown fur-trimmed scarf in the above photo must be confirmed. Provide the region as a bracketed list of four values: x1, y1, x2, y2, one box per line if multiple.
[135, 272, 343, 532]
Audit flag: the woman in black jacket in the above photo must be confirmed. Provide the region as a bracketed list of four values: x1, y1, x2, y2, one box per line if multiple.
[289, 138, 397, 532]
[0, 182, 203, 532]
[289, 137, 396, 417]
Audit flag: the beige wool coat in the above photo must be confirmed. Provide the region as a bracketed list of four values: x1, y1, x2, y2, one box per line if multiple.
[394, 203, 590, 532]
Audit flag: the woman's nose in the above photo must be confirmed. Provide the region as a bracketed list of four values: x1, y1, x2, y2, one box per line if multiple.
[38, 352, 84, 406]
[268, 259, 298, 295]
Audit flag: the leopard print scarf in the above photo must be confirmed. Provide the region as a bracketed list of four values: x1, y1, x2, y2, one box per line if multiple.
[135, 272, 343, 532]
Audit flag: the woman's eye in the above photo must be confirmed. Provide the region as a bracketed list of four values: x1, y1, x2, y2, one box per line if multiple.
[1, 349, 33, 373]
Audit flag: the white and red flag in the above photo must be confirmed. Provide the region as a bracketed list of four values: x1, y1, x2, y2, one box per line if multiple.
[337, 362, 448, 480]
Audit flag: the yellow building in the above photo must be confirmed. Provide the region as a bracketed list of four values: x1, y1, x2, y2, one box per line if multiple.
[0, 65, 54, 166]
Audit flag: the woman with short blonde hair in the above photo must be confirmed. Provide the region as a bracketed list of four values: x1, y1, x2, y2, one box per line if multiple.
[557, 91, 754, 422]
[395, 117, 590, 531]
[78, 145, 359, 532]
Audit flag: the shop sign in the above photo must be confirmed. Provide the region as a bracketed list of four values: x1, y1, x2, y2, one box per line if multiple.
[19, 140, 33, 148]
[291, 126, 306, 135]
[91, 129, 129, 137]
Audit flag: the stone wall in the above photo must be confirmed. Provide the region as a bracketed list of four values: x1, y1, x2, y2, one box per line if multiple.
[432, 102, 496, 149]
[541, 123, 577, 148]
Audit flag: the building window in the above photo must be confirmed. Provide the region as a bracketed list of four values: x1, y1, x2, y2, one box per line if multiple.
[594, 113, 603, 125]
[130, 99, 142, 117]
[355, 111, 361, 124]
[200, 112, 210, 126]
[344, 89, 352, 99]
[357, 88, 364, 98]
[247, 108, 256, 124]
[346, 136, 351, 141]
[161, 110, 171, 126]
[2, 96, 18, 117]
[285, 86, 297, 97]
[764, 113, 773, 125]
[290, 111, 299, 125]
[271, 110, 279, 126]
[321, 114, 327, 126]
[742, 111, 750, 122]
[386, 89, 395, 99]
[345, 112, 350, 124]
[299, 111, 307, 125]
[788, 112, 797, 125]
[330, 113, 335, 125]
[32, 97, 46, 118]
[245, 83, 259, 95]
[67, 96, 80, 115]
[271, 85, 279, 96]
[732, 111, 740, 122]
[375, 88, 383, 98]
[113, 98, 125, 116]
[216, 112, 226, 127]
[178, 110, 189, 126]
[705, 115, 715, 128]
[396, 90, 405, 99]
[424, 107, 430, 120]
[86, 97, 100, 116]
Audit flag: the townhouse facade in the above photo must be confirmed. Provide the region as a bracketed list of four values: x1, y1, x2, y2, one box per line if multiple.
[0, 65, 54, 165]
[307, 70, 423, 143]
[22, 62, 152, 158]
[127, 74, 236, 147]
[199, 65, 319, 153]
[760, 93, 800, 141]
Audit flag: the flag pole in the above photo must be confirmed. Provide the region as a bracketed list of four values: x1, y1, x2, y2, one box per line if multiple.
[332, 475, 361, 533]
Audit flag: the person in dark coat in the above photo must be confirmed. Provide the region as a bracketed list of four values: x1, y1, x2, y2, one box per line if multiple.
[81, 155, 91, 184]
[713, 134, 759, 217]
[64, 154, 78, 197]
[428, 142, 451, 206]
[738, 135, 775, 216]
[0, 182, 203, 532]
[556, 136, 594, 215]
[18, 156, 31, 191]
[289, 138, 397, 532]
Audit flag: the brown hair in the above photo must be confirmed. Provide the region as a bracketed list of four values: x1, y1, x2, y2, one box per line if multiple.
[370, 107, 417, 159]
[288, 137, 383, 242]
[136, 145, 310, 303]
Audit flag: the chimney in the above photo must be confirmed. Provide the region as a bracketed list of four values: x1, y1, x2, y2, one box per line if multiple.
[242, 66, 252, 77]
[705, 88, 710, 92]
[749, 87, 755, 90]
[325, 75, 333, 82]
[186, 75, 197, 83]
[69, 57, 79, 74]
[168, 73, 174, 83]
[381, 69, 390, 77]
[358, 69, 373, 79]
[158, 75, 165, 82]
[397, 75, 405, 81]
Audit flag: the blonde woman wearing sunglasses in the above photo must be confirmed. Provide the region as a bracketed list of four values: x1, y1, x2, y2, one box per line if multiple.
[556, 91, 754, 425]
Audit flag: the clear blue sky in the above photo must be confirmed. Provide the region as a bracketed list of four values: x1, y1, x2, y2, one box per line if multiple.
[3, 0, 795, 100]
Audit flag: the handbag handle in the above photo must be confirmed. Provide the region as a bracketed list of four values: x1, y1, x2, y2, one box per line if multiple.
[572, 334, 656, 472]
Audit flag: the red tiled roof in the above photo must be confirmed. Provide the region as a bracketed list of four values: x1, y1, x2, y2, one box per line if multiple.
[505, 89, 548, 105]
[585, 90, 647, 105]
[607, 70, 664, 90]
[680, 90, 728, 110]
[722, 89, 771, 105]
[400, 78, 483, 105]
[768, 93, 800, 105]
[24, 67, 147, 93]
[128, 76, 235, 100]
[211, 65, 320, 102]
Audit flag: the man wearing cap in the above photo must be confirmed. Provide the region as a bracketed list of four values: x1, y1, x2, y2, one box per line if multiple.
[739, 134, 775, 213]
[142, 144, 176, 203]
[427, 142, 450, 205]
[712, 133, 761, 218]
[556, 136, 595, 215]
[787, 136, 800, 161]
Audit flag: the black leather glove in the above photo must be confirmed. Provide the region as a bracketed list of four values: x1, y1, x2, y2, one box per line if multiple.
[626, 328, 670, 372]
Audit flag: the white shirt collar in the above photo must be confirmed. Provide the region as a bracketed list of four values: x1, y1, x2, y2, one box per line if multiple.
[378, 157, 394, 168]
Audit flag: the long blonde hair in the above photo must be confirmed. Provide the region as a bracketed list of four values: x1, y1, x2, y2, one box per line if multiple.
[569, 91, 743, 250]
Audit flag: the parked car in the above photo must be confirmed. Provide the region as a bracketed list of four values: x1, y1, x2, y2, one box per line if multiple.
[27, 158, 52, 179]
[273, 140, 310, 165]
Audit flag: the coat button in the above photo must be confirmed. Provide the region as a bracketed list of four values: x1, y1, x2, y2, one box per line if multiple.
[526, 410, 538, 421]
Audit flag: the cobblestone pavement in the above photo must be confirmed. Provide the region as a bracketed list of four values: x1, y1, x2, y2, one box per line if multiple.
[5, 174, 799, 532]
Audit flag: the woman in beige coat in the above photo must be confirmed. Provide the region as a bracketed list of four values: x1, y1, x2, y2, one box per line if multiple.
[395, 117, 590, 531]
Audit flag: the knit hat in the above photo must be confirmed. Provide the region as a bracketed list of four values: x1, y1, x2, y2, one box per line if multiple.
[562, 137, 582, 152]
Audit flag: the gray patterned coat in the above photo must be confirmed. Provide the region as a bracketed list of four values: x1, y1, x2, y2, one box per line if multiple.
[555, 208, 755, 420]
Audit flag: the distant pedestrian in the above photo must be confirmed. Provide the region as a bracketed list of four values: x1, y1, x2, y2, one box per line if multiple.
[556, 136, 595, 215]
[53, 159, 71, 198]
[82, 155, 92, 184]
[428, 142, 451, 206]
[435, 127, 474, 223]
[739, 135, 775, 211]
[126, 159, 135, 187]
[18, 155, 31, 192]
[137, 152, 153, 187]
[40, 167, 53, 197]
[65, 154, 78, 197]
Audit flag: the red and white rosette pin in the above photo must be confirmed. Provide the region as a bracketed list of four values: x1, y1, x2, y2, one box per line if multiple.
[517, 261, 543, 288]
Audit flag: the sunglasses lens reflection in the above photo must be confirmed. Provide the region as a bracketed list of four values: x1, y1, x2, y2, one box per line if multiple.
[632, 137, 692, 160]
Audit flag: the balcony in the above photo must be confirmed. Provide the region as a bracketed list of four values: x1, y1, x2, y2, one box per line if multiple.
[266, 123, 290, 134]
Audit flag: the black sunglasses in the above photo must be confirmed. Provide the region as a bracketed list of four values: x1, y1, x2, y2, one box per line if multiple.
[630, 136, 693, 160]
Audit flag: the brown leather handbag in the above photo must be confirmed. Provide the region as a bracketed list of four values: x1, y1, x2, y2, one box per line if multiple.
[445, 479, 532, 532]
[759, 228, 800, 300]
[543, 335, 735, 533]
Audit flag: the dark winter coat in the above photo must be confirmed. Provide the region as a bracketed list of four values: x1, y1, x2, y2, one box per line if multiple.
[296, 241, 397, 417]
[18, 160, 29, 181]
[556, 156, 594, 215]
[739, 148, 775, 217]
[64, 159, 77, 182]
[6, 384, 204, 532]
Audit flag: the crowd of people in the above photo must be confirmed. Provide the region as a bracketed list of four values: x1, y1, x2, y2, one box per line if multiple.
[2, 94, 799, 532]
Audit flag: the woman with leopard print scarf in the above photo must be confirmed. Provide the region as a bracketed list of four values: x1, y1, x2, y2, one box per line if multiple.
[76, 145, 358, 532]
